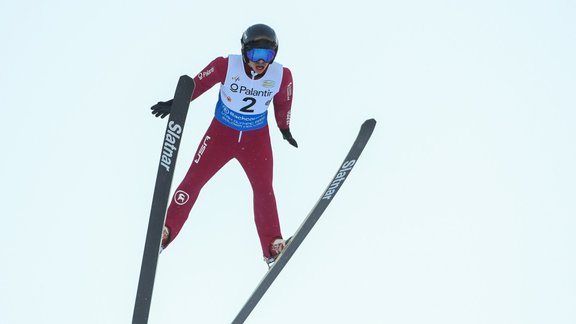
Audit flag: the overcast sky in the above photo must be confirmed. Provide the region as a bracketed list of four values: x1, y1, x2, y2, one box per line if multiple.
[1, 1, 575, 323]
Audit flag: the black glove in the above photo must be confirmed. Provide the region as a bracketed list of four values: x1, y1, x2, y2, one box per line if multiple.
[280, 128, 298, 148]
[150, 99, 173, 119]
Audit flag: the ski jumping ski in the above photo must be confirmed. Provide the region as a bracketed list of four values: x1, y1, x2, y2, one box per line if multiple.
[232, 118, 377, 324]
[133, 75, 195, 324]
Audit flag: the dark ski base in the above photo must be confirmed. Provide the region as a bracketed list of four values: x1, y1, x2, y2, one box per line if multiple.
[232, 118, 377, 324]
[132, 75, 195, 324]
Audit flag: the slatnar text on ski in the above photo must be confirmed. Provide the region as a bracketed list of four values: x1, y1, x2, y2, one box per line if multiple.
[322, 159, 356, 200]
[160, 121, 182, 172]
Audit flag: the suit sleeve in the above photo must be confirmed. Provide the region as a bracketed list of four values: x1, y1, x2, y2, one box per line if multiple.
[191, 56, 228, 101]
[273, 67, 294, 130]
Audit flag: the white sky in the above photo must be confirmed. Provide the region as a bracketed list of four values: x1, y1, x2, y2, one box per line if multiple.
[1, 1, 575, 323]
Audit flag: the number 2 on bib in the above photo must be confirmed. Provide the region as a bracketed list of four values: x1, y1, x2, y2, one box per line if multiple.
[240, 97, 256, 113]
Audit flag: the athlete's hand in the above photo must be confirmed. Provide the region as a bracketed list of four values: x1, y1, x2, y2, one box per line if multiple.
[151, 99, 173, 119]
[280, 128, 298, 148]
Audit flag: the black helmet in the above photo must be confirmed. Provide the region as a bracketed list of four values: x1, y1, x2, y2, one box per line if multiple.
[241, 24, 279, 63]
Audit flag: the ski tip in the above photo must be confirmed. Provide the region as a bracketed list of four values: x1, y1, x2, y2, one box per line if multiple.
[176, 75, 196, 94]
[362, 118, 377, 132]
[179, 74, 193, 82]
[178, 74, 195, 87]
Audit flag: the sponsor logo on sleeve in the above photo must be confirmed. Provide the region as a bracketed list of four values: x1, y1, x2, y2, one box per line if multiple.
[286, 81, 293, 101]
[198, 67, 214, 80]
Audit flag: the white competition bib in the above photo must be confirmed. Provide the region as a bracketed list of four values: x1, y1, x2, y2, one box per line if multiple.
[214, 55, 283, 131]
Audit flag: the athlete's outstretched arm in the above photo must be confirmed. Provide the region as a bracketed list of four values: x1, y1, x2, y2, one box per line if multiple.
[273, 67, 297, 147]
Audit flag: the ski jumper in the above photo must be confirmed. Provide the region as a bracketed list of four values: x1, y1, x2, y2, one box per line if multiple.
[164, 55, 294, 258]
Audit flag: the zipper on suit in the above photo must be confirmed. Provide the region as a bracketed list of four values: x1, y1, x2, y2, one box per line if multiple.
[238, 70, 256, 143]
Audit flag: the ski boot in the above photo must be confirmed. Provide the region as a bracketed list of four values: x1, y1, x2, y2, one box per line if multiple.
[264, 237, 292, 268]
[159, 226, 170, 253]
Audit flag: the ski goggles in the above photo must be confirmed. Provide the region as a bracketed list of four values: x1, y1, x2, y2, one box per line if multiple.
[245, 48, 276, 63]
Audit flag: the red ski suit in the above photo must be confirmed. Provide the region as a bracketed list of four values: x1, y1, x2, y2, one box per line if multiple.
[164, 56, 293, 258]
